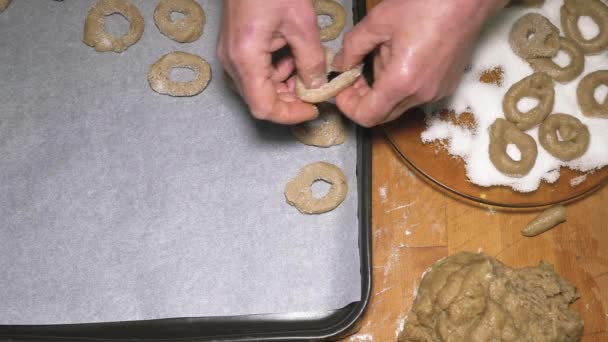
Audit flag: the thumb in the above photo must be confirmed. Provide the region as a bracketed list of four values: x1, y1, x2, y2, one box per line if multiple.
[334, 17, 387, 71]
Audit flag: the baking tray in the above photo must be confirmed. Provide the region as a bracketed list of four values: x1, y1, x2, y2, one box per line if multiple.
[0, 0, 372, 341]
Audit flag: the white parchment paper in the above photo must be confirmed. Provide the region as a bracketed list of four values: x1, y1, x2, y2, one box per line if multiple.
[0, 0, 360, 324]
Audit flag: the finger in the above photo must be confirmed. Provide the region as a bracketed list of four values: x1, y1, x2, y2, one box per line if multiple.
[333, 18, 388, 71]
[271, 56, 295, 83]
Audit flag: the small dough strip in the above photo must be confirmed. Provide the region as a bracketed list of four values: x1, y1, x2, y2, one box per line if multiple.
[521, 205, 567, 237]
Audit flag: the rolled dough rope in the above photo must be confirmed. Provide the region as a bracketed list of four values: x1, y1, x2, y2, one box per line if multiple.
[561, 0, 608, 55]
[521, 205, 567, 237]
[313, 0, 347, 42]
[527, 37, 585, 83]
[509, 13, 560, 59]
[539, 114, 590, 161]
[148, 51, 211, 97]
[83, 0, 144, 53]
[291, 102, 348, 148]
[296, 49, 363, 104]
[284, 162, 348, 215]
[503, 73, 555, 131]
[489, 118, 538, 177]
[153, 0, 205, 43]
[577, 70, 608, 118]
[0, 0, 11, 12]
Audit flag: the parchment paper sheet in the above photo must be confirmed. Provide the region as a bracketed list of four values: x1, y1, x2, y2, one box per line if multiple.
[0, 0, 360, 324]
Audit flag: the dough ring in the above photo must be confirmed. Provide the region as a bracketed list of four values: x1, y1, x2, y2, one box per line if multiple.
[284, 162, 348, 215]
[314, 0, 347, 42]
[153, 0, 205, 43]
[83, 0, 144, 53]
[296, 49, 363, 103]
[539, 114, 590, 161]
[527, 37, 585, 83]
[577, 70, 608, 118]
[0, 0, 11, 12]
[148, 51, 211, 97]
[561, 0, 608, 55]
[509, 13, 560, 59]
[291, 102, 348, 148]
[489, 119, 538, 177]
[503, 72, 555, 131]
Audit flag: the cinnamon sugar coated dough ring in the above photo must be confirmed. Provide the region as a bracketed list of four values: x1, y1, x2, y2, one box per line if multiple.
[0, 0, 11, 12]
[561, 0, 608, 55]
[314, 0, 347, 42]
[154, 0, 205, 43]
[503, 73, 555, 131]
[577, 70, 608, 118]
[83, 0, 144, 53]
[509, 13, 560, 59]
[284, 162, 348, 215]
[489, 119, 538, 177]
[527, 37, 585, 83]
[296, 49, 363, 103]
[539, 114, 590, 161]
[148, 51, 211, 97]
[291, 103, 347, 148]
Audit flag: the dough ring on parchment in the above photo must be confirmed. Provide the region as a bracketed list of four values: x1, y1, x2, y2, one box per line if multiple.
[509, 13, 560, 59]
[148, 51, 211, 97]
[284, 162, 348, 215]
[291, 102, 348, 148]
[577, 70, 608, 118]
[503, 72, 555, 131]
[314, 0, 347, 42]
[527, 37, 585, 83]
[539, 114, 590, 161]
[0, 0, 11, 12]
[296, 49, 363, 103]
[154, 0, 205, 43]
[83, 0, 144, 53]
[561, 0, 608, 55]
[489, 119, 538, 177]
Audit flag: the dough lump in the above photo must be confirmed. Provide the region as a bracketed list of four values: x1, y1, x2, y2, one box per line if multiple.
[291, 103, 347, 148]
[83, 0, 144, 53]
[0, 0, 11, 12]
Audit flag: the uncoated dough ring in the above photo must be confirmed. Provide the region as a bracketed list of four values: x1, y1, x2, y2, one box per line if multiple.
[489, 119, 538, 177]
[539, 114, 590, 161]
[148, 51, 211, 97]
[503, 73, 555, 131]
[0, 0, 11, 12]
[296, 49, 363, 103]
[527, 37, 585, 83]
[509, 13, 560, 59]
[314, 0, 347, 42]
[577, 70, 608, 118]
[561, 0, 608, 55]
[284, 162, 348, 215]
[291, 103, 348, 148]
[83, 0, 144, 53]
[153, 0, 205, 43]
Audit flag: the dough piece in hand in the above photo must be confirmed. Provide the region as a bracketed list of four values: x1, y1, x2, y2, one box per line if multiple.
[148, 51, 211, 97]
[314, 0, 347, 42]
[284, 162, 347, 215]
[83, 0, 144, 53]
[398, 252, 583, 342]
[527, 37, 585, 83]
[509, 13, 560, 59]
[296, 49, 363, 104]
[0, 0, 11, 12]
[539, 114, 590, 161]
[489, 119, 538, 177]
[503, 73, 554, 130]
[577, 70, 608, 118]
[522, 205, 567, 237]
[291, 103, 348, 148]
[561, 0, 608, 55]
[154, 0, 205, 43]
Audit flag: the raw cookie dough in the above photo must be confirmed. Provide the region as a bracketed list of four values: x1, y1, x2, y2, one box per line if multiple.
[291, 103, 348, 148]
[148, 51, 211, 97]
[539, 114, 590, 161]
[398, 252, 583, 342]
[527, 37, 585, 83]
[153, 0, 205, 43]
[503, 72, 554, 130]
[284, 162, 347, 215]
[489, 119, 538, 177]
[577, 70, 608, 118]
[561, 0, 608, 55]
[509, 13, 560, 59]
[296, 49, 363, 103]
[0, 0, 11, 12]
[313, 0, 347, 42]
[522, 205, 567, 237]
[83, 0, 144, 53]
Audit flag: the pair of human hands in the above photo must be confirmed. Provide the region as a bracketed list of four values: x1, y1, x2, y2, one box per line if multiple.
[217, 0, 508, 127]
